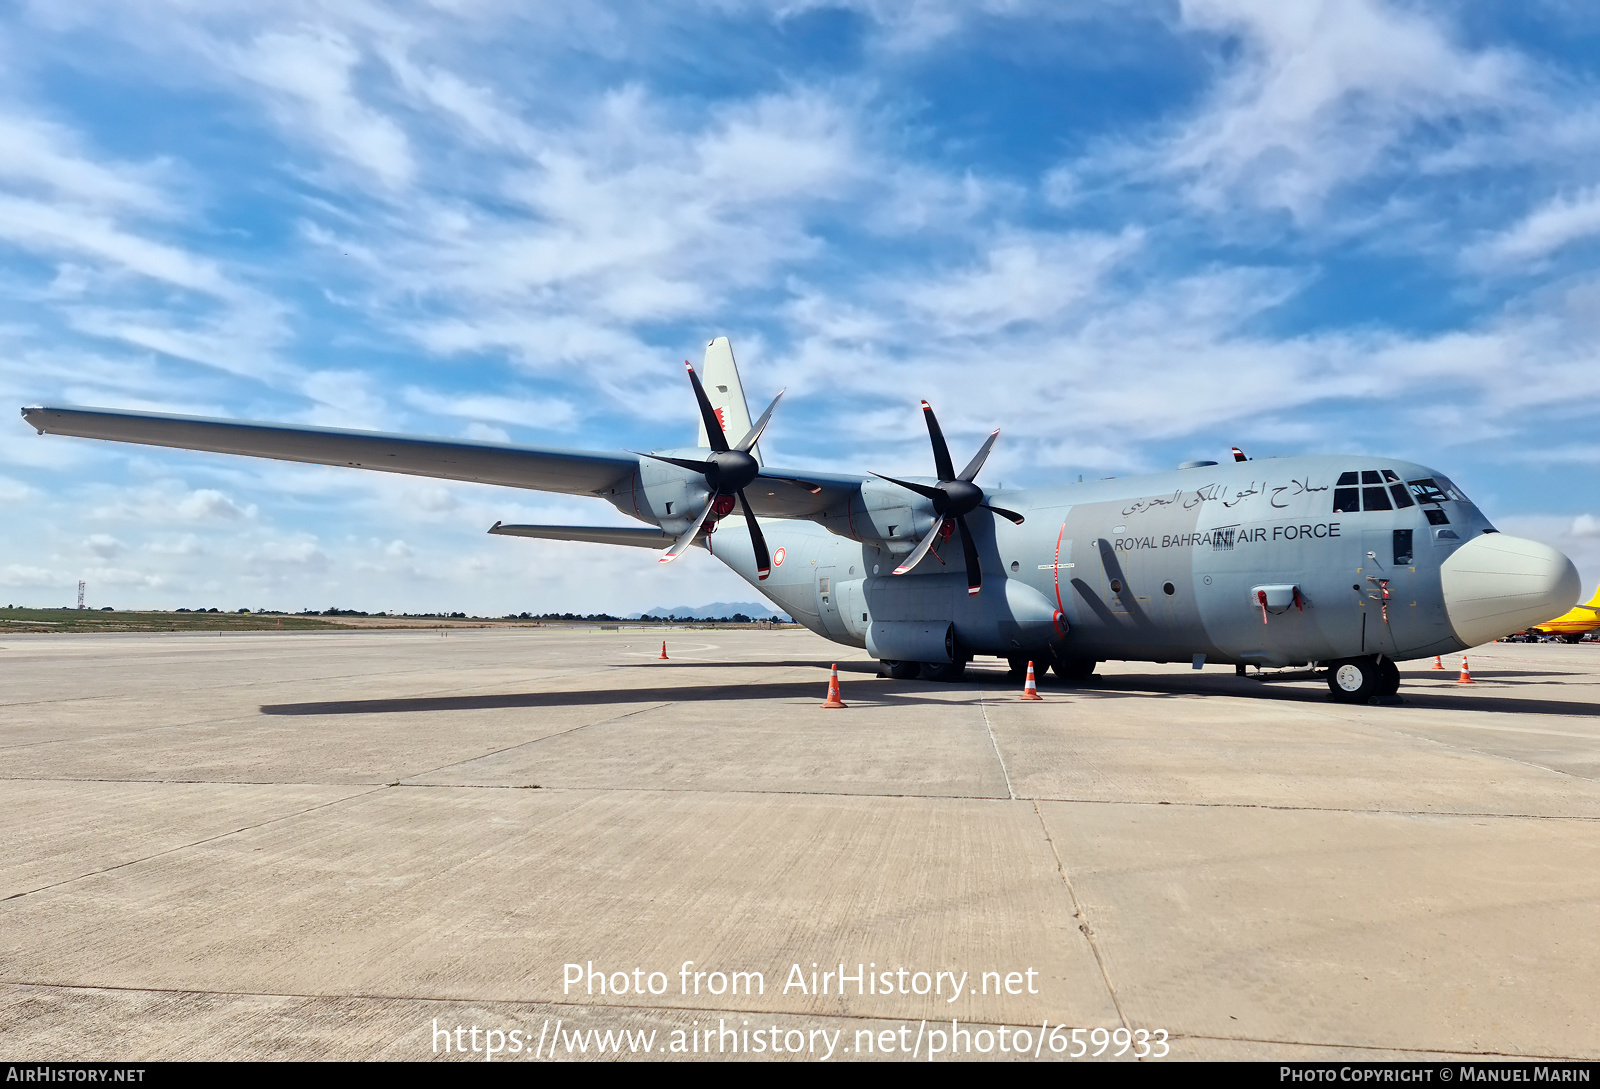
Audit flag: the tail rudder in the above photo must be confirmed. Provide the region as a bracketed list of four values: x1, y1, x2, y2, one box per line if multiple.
[695, 337, 762, 465]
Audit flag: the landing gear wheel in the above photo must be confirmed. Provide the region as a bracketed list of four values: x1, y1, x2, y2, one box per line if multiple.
[1007, 656, 1029, 679]
[920, 659, 967, 682]
[1327, 656, 1380, 703]
[882, 660, 920, 680]
[1053, 657, 1097, 683]
[1376, 658, 1401, 698]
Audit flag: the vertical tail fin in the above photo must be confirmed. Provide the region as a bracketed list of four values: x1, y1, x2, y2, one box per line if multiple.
[694, 337, 762, 466]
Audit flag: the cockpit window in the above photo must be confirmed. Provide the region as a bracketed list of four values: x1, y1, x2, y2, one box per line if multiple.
[1362, 483, 1393, 511]
[1382, 469, 1414, 508]
[1333, 471, 1358, 514]
[1408, 478, 1449, 504]
[1433, 475, 1469, 503]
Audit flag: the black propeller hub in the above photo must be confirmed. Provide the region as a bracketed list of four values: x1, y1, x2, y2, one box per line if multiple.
[938, 479, 983, 516]
[706, 449, 759, 493]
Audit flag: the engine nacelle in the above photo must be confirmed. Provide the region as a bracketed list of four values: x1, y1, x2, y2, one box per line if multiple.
[816, 477, 936, 555]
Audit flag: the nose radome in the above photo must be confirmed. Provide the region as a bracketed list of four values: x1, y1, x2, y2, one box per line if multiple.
[1439, 534, 1581, 648]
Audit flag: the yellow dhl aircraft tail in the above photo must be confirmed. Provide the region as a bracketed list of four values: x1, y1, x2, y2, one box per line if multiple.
[1533, 585, 1600, 640]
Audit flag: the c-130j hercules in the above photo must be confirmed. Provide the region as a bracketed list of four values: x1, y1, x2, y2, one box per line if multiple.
[23, 337, 1582, 703]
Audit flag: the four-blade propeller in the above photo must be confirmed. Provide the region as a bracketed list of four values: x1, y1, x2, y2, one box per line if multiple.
[638, 362, 783, 580]
[643, 374, 1014, 596]
[872, 401, 1023, 596]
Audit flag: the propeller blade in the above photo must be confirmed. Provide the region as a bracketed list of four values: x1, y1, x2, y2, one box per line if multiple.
[634, 451, 714, 473]
[892, 515, 947, 575]
[980, 503, 1025, 525]
[737, 488, 771, 580]
[685, 361, 730, 453]
[660, 490, 719, 564]
[957, 429, 1000, 483]
[870, 472, 944, 503]
[921, 401, 956, 482]
[955, 513, 982, 596]
[734, 389, 784, 453]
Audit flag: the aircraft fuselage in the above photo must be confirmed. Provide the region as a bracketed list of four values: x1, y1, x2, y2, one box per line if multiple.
[692, 455, 1543, 669]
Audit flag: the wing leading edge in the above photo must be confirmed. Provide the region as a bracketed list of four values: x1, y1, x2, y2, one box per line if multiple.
[21, 406, 638, 497]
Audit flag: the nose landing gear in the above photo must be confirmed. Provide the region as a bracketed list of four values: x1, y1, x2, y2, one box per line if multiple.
[1326, 655, 1401, 703]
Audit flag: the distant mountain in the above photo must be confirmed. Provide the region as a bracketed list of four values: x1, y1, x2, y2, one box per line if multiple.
[634, 601, 792, 621]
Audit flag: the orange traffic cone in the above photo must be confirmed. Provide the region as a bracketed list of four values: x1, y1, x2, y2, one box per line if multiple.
[1458, 657, 1474, 684]
[659, 640, 668, 660]
[820, 663, 847, 709]
[1019, 661, 1043, 701]
[1431, 655, 1443, 670]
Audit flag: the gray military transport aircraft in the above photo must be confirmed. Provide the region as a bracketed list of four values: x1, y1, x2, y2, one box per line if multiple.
[22, 337, 1581, 703]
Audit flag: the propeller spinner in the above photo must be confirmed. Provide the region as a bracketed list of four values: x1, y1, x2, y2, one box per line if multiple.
[873, 401, 1023, 596]
[637, 362, 783, 579]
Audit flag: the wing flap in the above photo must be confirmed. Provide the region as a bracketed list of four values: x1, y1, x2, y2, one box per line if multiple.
[488, 523, 700, 550]
[22, 406, 637, 496]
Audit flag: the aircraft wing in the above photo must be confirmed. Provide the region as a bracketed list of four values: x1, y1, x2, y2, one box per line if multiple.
[744, 469, 866, 519]
[21, 406, 638, 497]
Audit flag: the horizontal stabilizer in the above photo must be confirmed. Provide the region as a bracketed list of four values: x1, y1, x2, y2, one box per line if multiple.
[488, 522, 703, 550]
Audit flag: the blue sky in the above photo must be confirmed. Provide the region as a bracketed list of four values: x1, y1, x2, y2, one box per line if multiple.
[2, 0, 1598, 614]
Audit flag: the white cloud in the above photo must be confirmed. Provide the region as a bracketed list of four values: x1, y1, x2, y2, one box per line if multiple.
[1153, 0, 1520, 219]
[228, 27, 415, 189]
[1572, 514, 1600, 539]
[403, 387, 578, 432]
[1472, 188, 1600, 266]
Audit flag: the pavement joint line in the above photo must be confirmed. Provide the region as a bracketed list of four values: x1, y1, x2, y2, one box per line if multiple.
[977, 698, 1015, 801]
[1349, 720, 1600, 785]
[0, 979, 1117, 1034]
[397, 701, 675, 783]
[1166, 1031, 1589, 1062]
[0, 785, 386, 903]
[1031, 799, 1130, 1036]
[2, 777, 1595, 819]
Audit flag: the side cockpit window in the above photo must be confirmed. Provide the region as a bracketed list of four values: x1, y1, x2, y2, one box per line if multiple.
[1333, 472, 1358, 514]
[1408, 477, 1452, 525]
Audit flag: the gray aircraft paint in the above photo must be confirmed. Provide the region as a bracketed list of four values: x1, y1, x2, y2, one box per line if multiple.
[707, 455, 1497, 667]
[20, 338, 1578, 674]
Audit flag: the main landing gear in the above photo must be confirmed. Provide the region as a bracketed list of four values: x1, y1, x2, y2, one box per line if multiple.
[878, 659, 968, 681]
[1326, 655, 1401, 703]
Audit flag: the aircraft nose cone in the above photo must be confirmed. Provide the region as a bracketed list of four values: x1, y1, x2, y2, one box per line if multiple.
[1439, 534, 1581, 648]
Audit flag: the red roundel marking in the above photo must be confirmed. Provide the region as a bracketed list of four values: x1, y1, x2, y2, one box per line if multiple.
[773, 548, 785, 567]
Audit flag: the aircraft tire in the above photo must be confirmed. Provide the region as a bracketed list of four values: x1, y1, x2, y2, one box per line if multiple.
[1564, 634, 1584, 644]
[1053, 656, 1097, 683]
[920, 660, 967, 682]
[1376, 658, 1401, 697]
[1006, 656, 1029, 679]
[1327, 656, 1380, 702]
[882, 660, 920, 680]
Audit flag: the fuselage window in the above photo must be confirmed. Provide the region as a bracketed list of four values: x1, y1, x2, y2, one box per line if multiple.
[1393, 529, 1414, 565]
[1333, 471, 1358, 514]
[1361, 470, 1393, 511]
